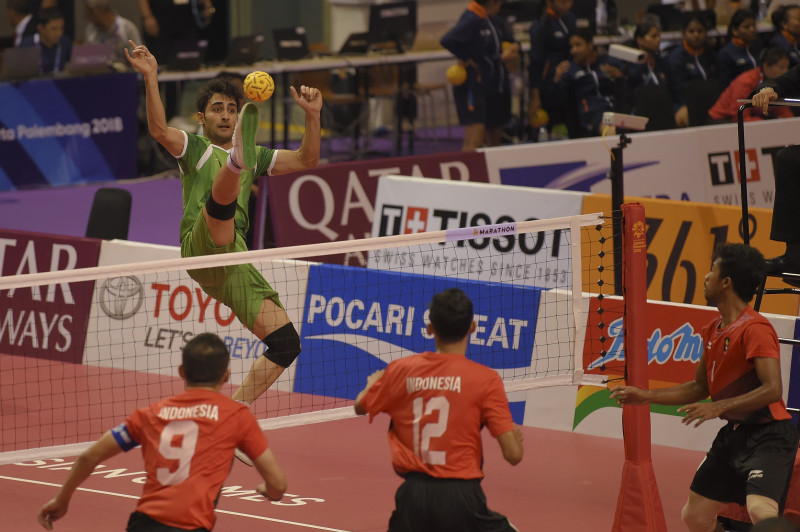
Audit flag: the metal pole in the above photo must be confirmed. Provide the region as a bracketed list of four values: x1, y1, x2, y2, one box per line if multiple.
[610, 134, 628, 296]
[737, 103, 752, 245]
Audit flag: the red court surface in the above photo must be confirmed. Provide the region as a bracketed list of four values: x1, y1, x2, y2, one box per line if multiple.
[0, 417, 709, 531]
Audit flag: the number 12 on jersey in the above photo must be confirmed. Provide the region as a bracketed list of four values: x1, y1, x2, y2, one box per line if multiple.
[412, 396, 450, 465]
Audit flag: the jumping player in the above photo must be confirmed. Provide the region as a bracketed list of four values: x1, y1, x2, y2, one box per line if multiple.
[124, 41, 321, 418]
[37, 333, 286, 531]
[611, 244, 799, 531]
[354, 288, 524, 531]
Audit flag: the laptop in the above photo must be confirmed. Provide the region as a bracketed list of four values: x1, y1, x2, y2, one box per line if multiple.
[273, 27, 311, 61]
[0, 47, 41, 80]
[223, 35, 264, 66]
[338, 32, 373, 56]
[65, 43, 113, 75]
[166, 39, 208, 71]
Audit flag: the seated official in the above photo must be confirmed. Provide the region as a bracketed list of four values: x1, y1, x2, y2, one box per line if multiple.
[19, 7, 72, 74]
[709, 46, 791, 122]
[716, 8, 762, 87]
[551, 29, 626, 137]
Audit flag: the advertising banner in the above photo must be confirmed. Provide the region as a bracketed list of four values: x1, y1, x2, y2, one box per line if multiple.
[367, 176, 586, 288]
[296, 263, 545, 405]
[83, 244, 310, 391]
[265, 151, 489, 265]
[582, 194, 799, 316]
[574, 296, 797, 449]
[0, 73, 139, 190]
[482, 117, 800, 208]
[0, 229, 101, 363]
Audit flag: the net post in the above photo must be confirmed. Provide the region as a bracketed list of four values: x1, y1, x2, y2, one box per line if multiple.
[612, 202, 668, 532]
[737, 103, 752, 245]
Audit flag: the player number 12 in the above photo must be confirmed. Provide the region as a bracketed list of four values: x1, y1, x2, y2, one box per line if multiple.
[412, 396, 450, 465]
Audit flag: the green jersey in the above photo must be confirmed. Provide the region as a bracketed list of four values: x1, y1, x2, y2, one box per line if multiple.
[177, 132, 277, 244]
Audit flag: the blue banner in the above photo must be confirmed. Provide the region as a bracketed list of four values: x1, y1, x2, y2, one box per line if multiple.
[0, 73, 138, 190]
[295, 264, 544, 400]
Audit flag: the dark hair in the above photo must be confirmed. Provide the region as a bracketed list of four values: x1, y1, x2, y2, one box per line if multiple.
[761, 45, 790, 68]
[716, 243, 765, 302]
[182, 333, 230, 385]
[214, 70, 246, 84]
[37, 7, 64, 25]
[428, 288, 474, 343]
[772, 4, 800, 31]
[682, 13, 710, 32]
[634, 13, 662, 40]
[727, 8, 756, 38]
[570, 28, 595, 44]
[196, 78, 244, 113]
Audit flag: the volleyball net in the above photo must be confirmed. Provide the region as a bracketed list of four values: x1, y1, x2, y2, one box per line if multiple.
[0, 212, 611, 464]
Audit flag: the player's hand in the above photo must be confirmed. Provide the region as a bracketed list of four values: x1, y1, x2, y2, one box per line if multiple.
[752, 87, 778, 115]
[678, 402, 721, 427]
[125, 41, 158, 76]
[366, 369, 385, 388]
[37, 498, 68, 530]
[257, 482, 282, 501]
[609, 385, 650, 406]
[290, 85, 322, 114]
[554, 60, 570, 83]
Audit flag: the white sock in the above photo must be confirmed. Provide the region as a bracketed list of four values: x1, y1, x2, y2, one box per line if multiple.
[226, 154, 243, 174]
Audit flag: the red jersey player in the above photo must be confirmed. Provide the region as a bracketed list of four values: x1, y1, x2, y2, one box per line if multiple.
[611, 244, 799, 531]
[37, 333, 286, 531]
[355, 287, 524, 532]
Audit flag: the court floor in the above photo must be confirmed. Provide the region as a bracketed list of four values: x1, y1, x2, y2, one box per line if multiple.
[0, 415, 709, 531]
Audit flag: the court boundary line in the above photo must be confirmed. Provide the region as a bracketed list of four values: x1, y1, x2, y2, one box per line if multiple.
[0, 475, 352, 532]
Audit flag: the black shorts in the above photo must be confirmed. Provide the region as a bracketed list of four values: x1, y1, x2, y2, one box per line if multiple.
[388, 473, 518, 532]
[126, 512, 209, 532]
[690, 420, 799, 507]
[452, 86, 511, 128]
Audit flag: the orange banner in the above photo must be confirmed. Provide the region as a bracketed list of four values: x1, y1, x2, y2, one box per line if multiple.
[581, 195, 799, 316]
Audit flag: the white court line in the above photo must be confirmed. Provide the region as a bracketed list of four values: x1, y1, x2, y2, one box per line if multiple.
[0, 475, 352, 532]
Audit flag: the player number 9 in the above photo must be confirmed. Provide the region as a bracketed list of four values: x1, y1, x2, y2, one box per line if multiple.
[157, 420, 199, 485]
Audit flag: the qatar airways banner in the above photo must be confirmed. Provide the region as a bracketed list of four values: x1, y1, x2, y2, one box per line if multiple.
[0, 229, 101, 363]
[481, 117, 800, 209]
[0, 73, 138, 190]
[264, 150, 489, 265]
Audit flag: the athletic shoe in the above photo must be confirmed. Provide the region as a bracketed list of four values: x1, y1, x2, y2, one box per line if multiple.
[234, 447, 254, 467]
[232, 102, 258, 170]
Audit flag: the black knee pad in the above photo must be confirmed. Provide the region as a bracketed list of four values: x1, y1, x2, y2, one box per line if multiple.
[206, 195, 237, 221]
[263, 323, 301, 368]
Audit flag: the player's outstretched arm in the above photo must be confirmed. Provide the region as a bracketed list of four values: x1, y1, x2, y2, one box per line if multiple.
[272, 85, 322, 175]
[354, 369, 386, 416]
[497, 425, 524, 466]
[124, 40, 185, 157]
[611, 352, 710, 407]
[37, 432, 123, 530]
[253, 448, 287, 501]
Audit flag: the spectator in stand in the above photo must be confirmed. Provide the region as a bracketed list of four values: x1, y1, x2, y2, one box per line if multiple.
[717, 8, 762, 87]
[528, 0, 576, 137]
[83, 0, 142, 66]
[626, 15, 670, 102]
[19, 7, 72, 74]
[552, 29, 626, 137]
[667, 13, 719, 127]
[7, 0, 37, 46]
[770, 4, 800, 66]
[709, 46, 791, 122]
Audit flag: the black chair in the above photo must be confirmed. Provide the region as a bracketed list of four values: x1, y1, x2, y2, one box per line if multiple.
[684, 78, 723, 127]
[633, 84, 676, 131]
[85, 187, 132, 240]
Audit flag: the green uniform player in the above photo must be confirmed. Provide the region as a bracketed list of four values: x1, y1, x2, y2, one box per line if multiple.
[125, 40, 323, 429]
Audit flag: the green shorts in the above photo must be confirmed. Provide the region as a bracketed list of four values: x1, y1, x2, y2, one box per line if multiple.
[181, 213, 283, 331]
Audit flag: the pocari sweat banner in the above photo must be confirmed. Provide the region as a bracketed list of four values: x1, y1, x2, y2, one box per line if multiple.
[295, 264, 544, 399]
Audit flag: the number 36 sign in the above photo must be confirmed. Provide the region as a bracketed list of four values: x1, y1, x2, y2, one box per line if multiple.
[581, 194, 798, 316]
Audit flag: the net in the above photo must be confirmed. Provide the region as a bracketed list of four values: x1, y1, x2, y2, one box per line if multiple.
[0, 213, 606, 464]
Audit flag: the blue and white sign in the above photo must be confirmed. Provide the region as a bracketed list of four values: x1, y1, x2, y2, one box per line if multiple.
[294, 263, 544, 399]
